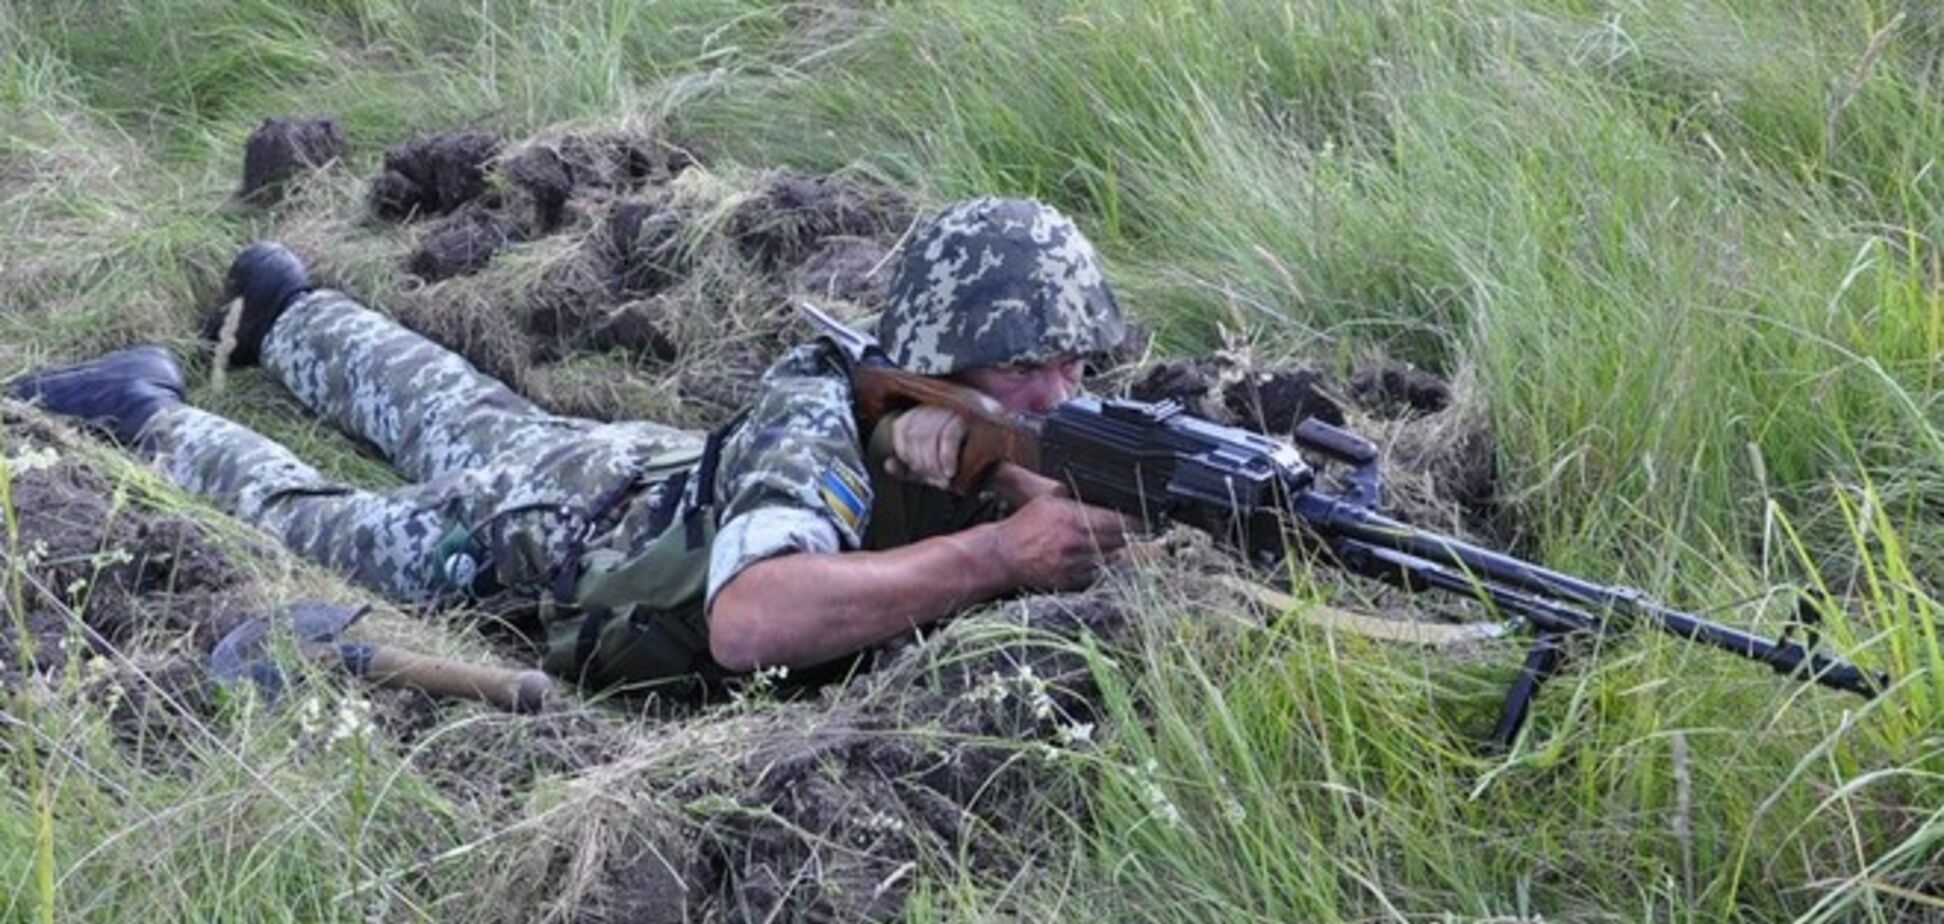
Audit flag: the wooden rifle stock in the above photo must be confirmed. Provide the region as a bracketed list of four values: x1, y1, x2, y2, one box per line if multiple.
[848, 364, 1043, 494]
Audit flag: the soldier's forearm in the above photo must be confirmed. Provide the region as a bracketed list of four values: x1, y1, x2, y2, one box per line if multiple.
[705, 523, 1017, 671]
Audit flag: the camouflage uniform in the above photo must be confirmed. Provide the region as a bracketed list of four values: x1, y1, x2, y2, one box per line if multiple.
[136, 196, 1121, 688]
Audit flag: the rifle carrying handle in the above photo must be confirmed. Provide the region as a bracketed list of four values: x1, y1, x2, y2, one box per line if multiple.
[346, 643, 555, 713]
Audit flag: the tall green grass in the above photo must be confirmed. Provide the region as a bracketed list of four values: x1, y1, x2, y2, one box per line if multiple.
[726, 0, 1943, 576]
[1074, 495, 1938, 921]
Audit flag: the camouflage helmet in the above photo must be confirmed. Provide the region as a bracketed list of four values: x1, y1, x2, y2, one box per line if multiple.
[879, 197, 1126, 375]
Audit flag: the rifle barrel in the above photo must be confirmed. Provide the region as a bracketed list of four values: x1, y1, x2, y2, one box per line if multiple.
[1291, 493, 1885, 699]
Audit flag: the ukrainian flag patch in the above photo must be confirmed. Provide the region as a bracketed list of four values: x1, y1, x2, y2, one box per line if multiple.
[818, 464, 868, 533]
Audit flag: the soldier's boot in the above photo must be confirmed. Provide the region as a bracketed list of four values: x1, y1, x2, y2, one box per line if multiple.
[7, 345, 186, 445]
[202, 241, 311, 367]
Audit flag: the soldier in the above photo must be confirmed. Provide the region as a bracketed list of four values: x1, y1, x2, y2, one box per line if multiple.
[9, 197, 1134, 689]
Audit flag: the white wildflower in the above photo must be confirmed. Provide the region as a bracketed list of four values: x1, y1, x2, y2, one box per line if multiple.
[6, 445, 60, 473]
[93, 547, 134, 568]
[1143, 780, 1182, 829]
[298, 694, 328, 737]
[1028, 688, 1054, 721]
[1055, 721, 1095, 748]
[969, 670, 1012, 706]
[328, 695, 373, 745]
[730, 664, 793, 705]
[859, 810, 906, 834]
[1136, 759, 1183, 830]
[1014, 663, 1055, 720]
[754, 664, 790, 684]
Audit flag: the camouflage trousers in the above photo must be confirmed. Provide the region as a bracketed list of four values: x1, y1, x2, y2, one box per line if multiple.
[141, 290, 703, 602]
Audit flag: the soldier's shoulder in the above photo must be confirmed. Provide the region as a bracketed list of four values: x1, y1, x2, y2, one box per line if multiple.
[734, 339, 858, 441]
[758, 338, 851, 382]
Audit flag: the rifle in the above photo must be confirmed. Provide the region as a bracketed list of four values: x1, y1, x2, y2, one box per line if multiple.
[799, 303, 1887, 746]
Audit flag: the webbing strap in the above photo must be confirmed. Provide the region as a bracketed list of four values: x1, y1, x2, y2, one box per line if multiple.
[686, 409, 747, 551]
[550, 469, 647, 603]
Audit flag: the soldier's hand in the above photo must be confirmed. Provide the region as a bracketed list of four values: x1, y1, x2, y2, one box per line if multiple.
[994, 495, 1137, 591]
[883, 406, 967, 490]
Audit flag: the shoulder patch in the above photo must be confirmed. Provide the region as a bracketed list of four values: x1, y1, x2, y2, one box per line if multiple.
[818, 463, 869, 534]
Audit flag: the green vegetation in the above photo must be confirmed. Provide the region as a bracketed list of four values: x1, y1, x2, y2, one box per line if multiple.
[2, 0, 1938, 920]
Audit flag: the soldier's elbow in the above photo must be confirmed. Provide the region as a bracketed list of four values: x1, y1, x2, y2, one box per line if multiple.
[707, 581, 768, 672]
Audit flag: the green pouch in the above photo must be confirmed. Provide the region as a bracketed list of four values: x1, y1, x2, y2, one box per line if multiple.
[540, 412, 745, 693]
[541, 512, 721, 692]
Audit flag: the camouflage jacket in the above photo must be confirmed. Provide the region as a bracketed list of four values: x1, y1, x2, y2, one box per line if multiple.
[551, 339, 1000, 689]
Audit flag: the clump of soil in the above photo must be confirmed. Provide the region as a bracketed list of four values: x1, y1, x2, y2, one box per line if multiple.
[518, 190, 690, 365]
[1350, 361, 1451, 416]
[727, 172, 910, 270]
[1352, 364, 1501, 541]
[1225, 367, 1345, 432]
[374, 129, 697, 283]
[369, 130, 501, 222]
[88, 654, 218, 773]
[373, 689, 634, 806]
[406, 200, 521, 282]
[1124, 353, 1501, 540]
[240, 116, 348, 204]
[785, 236, 895, 307]
[500, 132, 695, 235]
[1126, 353, 1345, 432]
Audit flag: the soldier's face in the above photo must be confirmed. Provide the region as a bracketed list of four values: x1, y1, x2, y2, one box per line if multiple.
[953, 355, 1084, 415]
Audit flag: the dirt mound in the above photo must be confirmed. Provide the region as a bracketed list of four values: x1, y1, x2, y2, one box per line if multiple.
[1125, 354, 1500, 539]
[88, 653, 218, 773]
[786, 236, 896, 308]
[374, 689, 635, 807]
[359, 125, 913, 426]
[374, 129, 697, 283]
[1350, 361, 1451, 416]
[728, 172, 910, 270]
[501, 132, 696, 235]
[1353, 365, 1501, 541]
[406, 200, 521, 282]
[0, 412, 259, 766]
[1127, 354, 1344, 433]
[0, 416, 251, 679]
[240, 116, 348, 204]
[510, 583, 1149, 923]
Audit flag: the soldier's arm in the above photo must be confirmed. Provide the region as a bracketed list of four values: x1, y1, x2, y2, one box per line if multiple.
[706, 342, 1131, 671]
[707, 494, 1131, 671]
